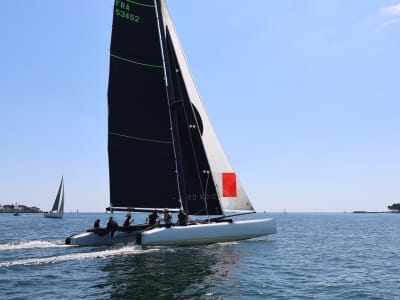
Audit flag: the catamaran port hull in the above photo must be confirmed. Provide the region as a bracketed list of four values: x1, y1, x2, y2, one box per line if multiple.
[65, 227, 146, 246]
[140, 218, 277, 247]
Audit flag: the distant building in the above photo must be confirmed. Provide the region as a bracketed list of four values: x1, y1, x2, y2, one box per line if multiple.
[0, 204, 42, 213]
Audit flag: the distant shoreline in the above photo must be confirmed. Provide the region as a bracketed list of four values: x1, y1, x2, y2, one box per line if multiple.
[0, 212, 43, 214]
[353, 211, 400, 214]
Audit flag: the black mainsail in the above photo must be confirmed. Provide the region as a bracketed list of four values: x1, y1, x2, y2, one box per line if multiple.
[107, 0, 222, 215]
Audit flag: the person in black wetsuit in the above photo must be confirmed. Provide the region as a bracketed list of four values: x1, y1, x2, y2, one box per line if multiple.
[162, 208, 173, 228]
[123, 214, 133, 228]
[93, 219, 100, 229]
[92, 218, 102, 233]
[106, 217, 118, 238]
[177, 210, 188, 226]
[147, 209, 159, 226]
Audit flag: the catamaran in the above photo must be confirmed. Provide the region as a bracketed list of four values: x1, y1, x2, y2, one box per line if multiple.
[65, 0, 276, 246]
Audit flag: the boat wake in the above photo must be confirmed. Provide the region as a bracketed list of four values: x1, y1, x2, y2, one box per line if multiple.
[0, 245, 155, 268]
[0, 240, 67, 251]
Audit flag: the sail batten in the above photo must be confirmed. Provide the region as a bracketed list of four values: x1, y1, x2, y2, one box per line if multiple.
[110, 132, 173, 144]
[125, 0, 155, 8]
[110, 54, 163, 68]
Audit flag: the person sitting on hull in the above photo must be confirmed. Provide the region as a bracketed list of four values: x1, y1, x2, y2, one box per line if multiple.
[123, 214, 133, 229]
[93, 218, 100, 229]
[162, 208, 173, 228]
[106, 216, 118, 238]
[147, 209, 159, 226]
[177, 209, 188, 226]
[92, 218, 109, 236]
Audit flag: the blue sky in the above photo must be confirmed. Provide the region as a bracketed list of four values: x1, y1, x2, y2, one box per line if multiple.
[0, 1, 399, 213]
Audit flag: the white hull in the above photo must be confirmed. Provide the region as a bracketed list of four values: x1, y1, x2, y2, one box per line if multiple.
[141, 218, 276, 246]
[44, 212, 63, 218]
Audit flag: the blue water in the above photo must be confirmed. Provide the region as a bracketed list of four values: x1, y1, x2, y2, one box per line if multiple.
[0, 212, 399, 299]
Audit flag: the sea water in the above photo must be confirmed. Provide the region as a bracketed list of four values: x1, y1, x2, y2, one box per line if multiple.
[0, 212, 399, 299]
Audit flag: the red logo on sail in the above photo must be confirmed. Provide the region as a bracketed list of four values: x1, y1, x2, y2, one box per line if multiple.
[222, 173, 237, 197]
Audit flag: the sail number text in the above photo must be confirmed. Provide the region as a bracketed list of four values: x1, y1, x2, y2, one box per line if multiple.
[115, 0, 140, 23]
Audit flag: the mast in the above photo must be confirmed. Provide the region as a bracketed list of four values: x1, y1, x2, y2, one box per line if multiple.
[60, 179, 64, 213]
[155, 0, 187, 209]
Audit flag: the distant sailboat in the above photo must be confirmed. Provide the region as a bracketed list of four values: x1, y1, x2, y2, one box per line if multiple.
[13, 203, 21, 216]
[44, 177, 64, 219]
[66, 0, 276, 246]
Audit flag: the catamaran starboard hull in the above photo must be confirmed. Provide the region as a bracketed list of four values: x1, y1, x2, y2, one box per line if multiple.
[140, 218, 277, 247]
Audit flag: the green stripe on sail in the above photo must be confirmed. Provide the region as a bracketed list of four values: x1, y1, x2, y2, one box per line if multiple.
[110, 132, 173, 144]
[125, 0, 155, 8]
[111, 54, 163, 68]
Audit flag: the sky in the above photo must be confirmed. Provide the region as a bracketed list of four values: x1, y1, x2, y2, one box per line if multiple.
[0, 1, 399, 213]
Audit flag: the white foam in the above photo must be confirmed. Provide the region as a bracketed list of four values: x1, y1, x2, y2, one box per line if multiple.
[0, 245, 157, 268]
[0, 240, 67, 251]
[218, 241, 240, 245]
